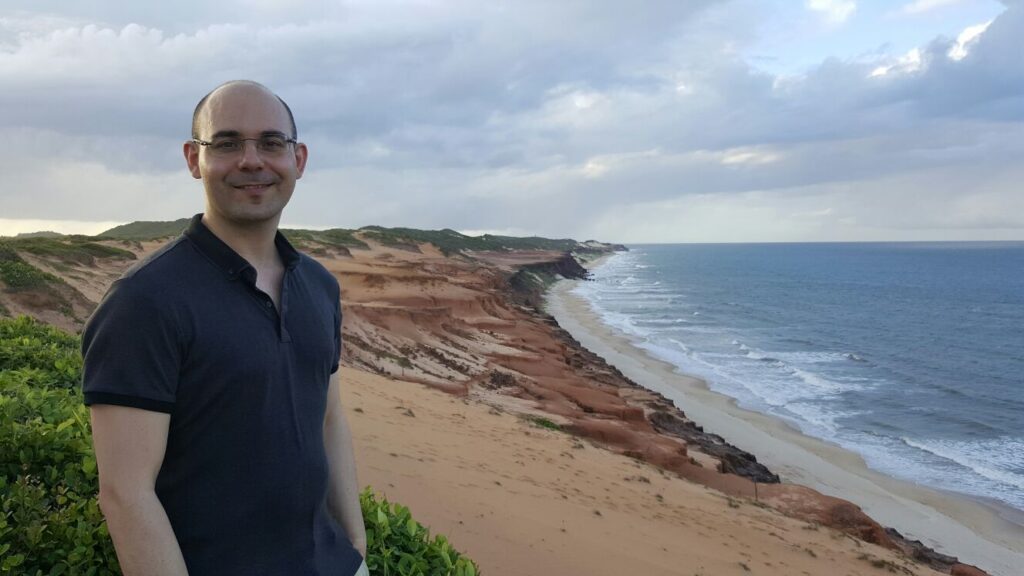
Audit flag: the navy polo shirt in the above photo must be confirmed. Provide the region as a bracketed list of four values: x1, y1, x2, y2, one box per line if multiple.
[82, 214, 362, 575]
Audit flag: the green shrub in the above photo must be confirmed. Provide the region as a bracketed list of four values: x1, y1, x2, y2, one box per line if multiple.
[0, 243, 19, 264]
[358, 227, 579, 256]
[0, 316, 81, 382]
[0, 261, 60, 291]
[0, 317, 479, 575]
[0, 317, 118, 575]
[361, 488, 479, 576]
[3, 238, 135, 267]
[281, 228, 370, 250]
[524, 415, 562, 432]
[97, 219, 191, 240]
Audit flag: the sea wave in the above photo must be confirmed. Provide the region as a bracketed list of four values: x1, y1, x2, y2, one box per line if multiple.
[900, 436, 1024, 493]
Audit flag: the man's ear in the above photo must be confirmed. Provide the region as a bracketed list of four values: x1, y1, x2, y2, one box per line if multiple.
[183, 141, 202, 179]
[294, 142, 308, 179]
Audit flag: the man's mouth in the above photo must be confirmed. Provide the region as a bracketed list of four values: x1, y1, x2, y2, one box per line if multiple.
[234, 183, 273, 190]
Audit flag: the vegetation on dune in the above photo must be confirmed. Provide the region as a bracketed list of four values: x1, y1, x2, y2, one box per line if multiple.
[0, 242, 64, 292]
[99, 218, 191, 240]
[0, 261, 62, 292]
[13, 232, 64, 239]
[359, 226, 582, 256]
[0, 243, 19, 264]
[281, 228, 370, 250]
[67, 217, 623, 262]
[474, 233, 580, 252]
[523, 415, 562, 432]
[0, 317, 479, 575]
[4, 237, 136, 267]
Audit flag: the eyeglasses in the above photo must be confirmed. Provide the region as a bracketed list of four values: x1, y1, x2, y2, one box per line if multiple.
[192, 135, 297, 157]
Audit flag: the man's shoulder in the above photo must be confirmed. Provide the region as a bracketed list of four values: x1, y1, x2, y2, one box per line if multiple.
[83, 236, 197, 343]
[111, 235, 208, 298]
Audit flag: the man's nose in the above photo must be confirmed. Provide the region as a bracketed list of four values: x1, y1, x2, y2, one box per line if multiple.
[237, 140, 265, 169]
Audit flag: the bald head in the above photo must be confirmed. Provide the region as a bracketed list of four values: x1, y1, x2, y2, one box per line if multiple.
[191, 80, 297, 140]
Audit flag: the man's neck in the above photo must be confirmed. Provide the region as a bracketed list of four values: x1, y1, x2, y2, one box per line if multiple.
[201, 211, 282, 270]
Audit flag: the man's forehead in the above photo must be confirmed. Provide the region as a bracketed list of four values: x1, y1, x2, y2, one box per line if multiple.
[197, 85, 291, 133]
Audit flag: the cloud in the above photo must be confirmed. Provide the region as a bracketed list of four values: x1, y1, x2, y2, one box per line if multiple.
[805, 0, 857, 24]
[870, 48, 923, 77]
[948, 20, 993, 60]
[899, 0, 966, 16]
[0, 1, 1021, 242]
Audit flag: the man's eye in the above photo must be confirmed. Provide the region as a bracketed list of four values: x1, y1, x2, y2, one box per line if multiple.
[212, 140, 242, 151]
[260, 138, 286, 150]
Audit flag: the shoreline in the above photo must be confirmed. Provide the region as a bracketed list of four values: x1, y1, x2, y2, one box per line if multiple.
[546, 276, 1024, 576]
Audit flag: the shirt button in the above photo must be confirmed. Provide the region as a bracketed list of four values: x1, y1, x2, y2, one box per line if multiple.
[265, 301, 272, 307]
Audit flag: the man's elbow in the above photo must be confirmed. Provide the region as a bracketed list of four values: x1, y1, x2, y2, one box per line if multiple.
[97, 481, 152, 518]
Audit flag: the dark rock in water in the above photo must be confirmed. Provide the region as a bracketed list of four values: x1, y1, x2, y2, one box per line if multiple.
[649, 411, 781, 484]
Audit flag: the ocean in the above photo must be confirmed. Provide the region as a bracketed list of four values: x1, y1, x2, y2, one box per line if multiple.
[572, 243, 1024, 514]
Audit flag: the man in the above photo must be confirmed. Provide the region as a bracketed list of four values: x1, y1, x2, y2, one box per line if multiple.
[82, 80, 368, 575]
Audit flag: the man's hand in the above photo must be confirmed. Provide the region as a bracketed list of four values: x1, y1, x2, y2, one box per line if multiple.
[352, 536, 367, 559]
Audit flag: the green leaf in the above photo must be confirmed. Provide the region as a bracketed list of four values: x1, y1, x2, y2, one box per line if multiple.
[2, 554, 25, 569]
[405, 517, 419, 538]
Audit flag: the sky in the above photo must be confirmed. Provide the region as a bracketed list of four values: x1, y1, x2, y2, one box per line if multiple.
[1, 0, 1021, 243]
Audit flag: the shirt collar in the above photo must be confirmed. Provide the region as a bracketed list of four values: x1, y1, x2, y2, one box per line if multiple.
[184, 213, 301, 279]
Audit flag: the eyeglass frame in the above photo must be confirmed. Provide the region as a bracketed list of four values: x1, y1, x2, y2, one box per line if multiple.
[191, 132, 298, 157]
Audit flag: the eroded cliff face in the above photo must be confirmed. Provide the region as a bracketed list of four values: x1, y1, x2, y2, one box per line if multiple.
[2, 231, 983, 575]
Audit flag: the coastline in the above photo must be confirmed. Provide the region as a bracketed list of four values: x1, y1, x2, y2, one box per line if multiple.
[546, 275, 1024, 576]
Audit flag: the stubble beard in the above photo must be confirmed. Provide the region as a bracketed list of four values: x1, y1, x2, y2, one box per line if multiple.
[207, 184, 293, 229]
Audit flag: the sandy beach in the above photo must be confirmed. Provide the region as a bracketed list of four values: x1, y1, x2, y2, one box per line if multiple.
[546, 278, 1024, 576]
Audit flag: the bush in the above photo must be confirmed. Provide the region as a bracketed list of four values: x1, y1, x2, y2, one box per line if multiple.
[0, 261, 61, 292]
[0, 317, 118, 575]
[1, 317, 479, 575]
[361, 489, 479, 576]
[0, 316, 82, 384]
[8, 238, 135, 267]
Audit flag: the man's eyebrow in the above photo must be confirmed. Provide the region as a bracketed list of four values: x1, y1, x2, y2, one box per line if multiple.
[208, 130, 290, 139]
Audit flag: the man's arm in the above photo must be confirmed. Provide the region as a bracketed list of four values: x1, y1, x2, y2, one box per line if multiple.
[323, 372, 367, 557]
[90, 404, 189, 576]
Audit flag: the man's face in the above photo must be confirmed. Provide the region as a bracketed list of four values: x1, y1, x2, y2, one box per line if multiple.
[184, 84, 307, 227]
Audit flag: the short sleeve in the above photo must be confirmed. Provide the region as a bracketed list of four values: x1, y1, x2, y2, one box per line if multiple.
[331, 294, 342, 374]
[81, 278, 182, 413]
